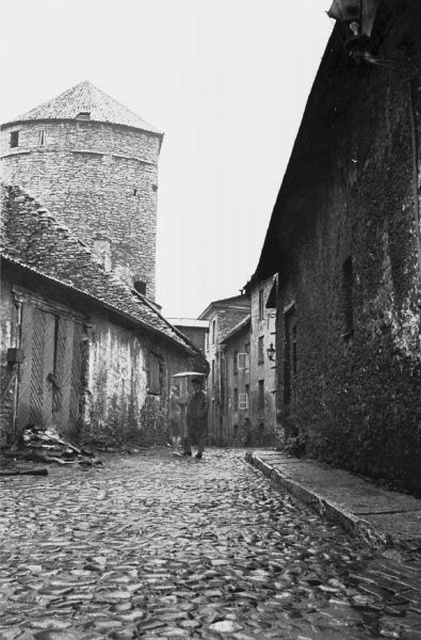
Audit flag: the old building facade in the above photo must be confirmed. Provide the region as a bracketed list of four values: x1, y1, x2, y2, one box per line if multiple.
[253, 0, 421, 493]
[247, 275, 277, 445]
[219, 316, 251, 446]
[199, 296, 250, 445]
[0, 81, 162, 299]
[0, 186, 203, 449]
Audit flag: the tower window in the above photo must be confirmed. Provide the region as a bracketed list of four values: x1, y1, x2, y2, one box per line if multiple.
[10, 131, 19, 148]
[258, 380, 265, 412]
[76, 111, 91, 120]
[133, 188, 137, 196]
[134, 280, 147, 295]
[39, 130, 46, 146]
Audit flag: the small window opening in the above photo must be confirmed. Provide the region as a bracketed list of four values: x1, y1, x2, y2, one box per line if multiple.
[10, 131, 19, 148]
[76, 111, 91, 120]
[133, 188, 137, 196]
[258, 289, 264, 320]
[258, 336, 264, 364]
[233, 351, 238, 375]
[134, 280, 147, 295]
[39, 130, 45, 146]
[234, 388, 239, 412]
[258, 380, 265, 412]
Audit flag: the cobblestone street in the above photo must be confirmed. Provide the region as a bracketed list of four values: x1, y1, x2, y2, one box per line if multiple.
[1, 449, 421, 640]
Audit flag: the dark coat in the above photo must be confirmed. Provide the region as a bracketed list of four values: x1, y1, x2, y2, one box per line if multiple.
[186, 390, 209, 432]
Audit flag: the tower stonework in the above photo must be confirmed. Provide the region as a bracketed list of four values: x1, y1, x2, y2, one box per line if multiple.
[0, 81, 163, 300]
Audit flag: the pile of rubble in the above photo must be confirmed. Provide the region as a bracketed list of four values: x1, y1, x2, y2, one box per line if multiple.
[5, 425, 102, 467]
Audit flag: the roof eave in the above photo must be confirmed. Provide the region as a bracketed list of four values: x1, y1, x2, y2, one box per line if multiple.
[1, 255, 195, 356]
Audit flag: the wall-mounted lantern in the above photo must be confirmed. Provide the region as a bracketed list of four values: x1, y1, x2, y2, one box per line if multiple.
[266, 342, 276, 362]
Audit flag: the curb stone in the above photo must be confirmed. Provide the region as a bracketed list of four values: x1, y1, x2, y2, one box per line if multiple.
[245, 451, 389, 549]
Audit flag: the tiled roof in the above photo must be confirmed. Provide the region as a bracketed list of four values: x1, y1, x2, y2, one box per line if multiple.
[3, 81, 163, 135]
[1, 184, 195, 354]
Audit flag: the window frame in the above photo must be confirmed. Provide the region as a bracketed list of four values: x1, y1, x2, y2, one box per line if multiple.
[10, 131, 19, 148]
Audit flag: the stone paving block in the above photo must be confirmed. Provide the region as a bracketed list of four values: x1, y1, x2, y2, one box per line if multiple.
[1, 448, 421, 640]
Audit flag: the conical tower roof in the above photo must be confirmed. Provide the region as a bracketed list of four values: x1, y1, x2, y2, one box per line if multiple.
[3, 81, 163, 135]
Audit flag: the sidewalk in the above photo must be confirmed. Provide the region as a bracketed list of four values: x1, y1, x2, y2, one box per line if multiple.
[246, 449, 421, 550]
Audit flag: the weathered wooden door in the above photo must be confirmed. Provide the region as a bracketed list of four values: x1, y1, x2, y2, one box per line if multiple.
[16, 297, 84, 440]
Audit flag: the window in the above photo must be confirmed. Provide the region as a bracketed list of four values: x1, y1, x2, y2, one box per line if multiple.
[238, 352, 248, 369]
[233, 388, 239, 412]
[148, 353, 163, 395]
[10, 131, 19, 148]
[258, 336, 264, 364]
[212, 319, 216, 345]
[233, 351, 238, 375]
[38, 130, 45, 146]
[258, 289, 264, 320]
[342, 256, 354, 340]
[134, 280, 147, 295]
[258, 380, 265, 412]
[239, 392, 248, 410]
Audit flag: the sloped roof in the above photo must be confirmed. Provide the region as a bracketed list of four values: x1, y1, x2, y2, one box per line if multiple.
[221, 315, 251, 344]
[2, 81, 163, 135]
[1, 183, 195, 355]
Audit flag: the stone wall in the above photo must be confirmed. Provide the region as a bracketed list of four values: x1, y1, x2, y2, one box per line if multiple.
[1, 120, 160, 299]
[274, 3, 421, 493]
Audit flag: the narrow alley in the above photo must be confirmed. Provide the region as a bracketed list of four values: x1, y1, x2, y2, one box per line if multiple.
[1, 449, 421, 640]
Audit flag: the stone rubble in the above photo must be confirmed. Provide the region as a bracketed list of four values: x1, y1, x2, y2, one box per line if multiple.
[0, 448, 420, 639]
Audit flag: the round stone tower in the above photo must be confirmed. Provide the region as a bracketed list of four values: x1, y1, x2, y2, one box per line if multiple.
[0, 81, 163, 300]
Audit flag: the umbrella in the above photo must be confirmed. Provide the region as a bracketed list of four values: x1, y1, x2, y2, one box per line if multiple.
[171, 371, 207, 378]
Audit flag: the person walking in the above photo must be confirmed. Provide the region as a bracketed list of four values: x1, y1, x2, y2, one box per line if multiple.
[182, 377, 209, 459]
[169, 384, 186, 456]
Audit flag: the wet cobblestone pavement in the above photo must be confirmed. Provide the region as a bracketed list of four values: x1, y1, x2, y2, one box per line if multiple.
[1, 448, 421, 640]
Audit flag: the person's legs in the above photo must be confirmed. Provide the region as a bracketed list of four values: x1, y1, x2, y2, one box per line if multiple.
[193, 425, 206, 459]
[182, 432, 192, 456]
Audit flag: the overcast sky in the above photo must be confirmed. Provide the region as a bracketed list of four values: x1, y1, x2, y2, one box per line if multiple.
[0, 0, 334, 318]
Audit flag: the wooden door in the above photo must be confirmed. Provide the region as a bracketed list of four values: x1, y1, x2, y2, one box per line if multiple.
[16, 301, 83, 439]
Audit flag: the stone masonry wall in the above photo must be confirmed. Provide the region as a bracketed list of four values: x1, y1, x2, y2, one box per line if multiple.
[1, 121, 160, 299]
[275, 4, 421, 493]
